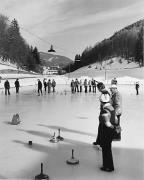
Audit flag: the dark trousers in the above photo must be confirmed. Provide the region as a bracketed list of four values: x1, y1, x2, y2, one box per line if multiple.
[113, 115, 121, 141]
[52, 87, 55, 92]
[84, 86, 87, 93]
[95, 123, 103, 146]
[5, 88, 10, 95]
[44, 86, 47, 92]
[16, 87, 19, 93]
[48, 87, 51, 93]
[75, 85, 79, 92]
[101, 126, 114, 170]
[80, 86, 82, 92]
[136, 88, 139, 95]
[89, 86, 91, 92]
[38, 88, 42, 95]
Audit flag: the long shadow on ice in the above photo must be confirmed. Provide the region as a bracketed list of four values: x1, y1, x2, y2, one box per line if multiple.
[13, 132, 144, 180]
[0, 175, 6, 179]
[38, 124, 96, 137]
[17, 129, 52, 139]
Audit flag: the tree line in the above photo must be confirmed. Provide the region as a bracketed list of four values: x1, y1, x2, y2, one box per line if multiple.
[71, 19, 144, 71]
[0, 14, 42, 73]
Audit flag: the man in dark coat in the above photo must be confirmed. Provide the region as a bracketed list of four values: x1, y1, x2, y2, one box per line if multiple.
[43, 78, 47, 93]
[4, 79, 10, 95]
[52, 79, 56, 92]
[93, 82, 111, 147]
[135, 82, 140, 95]
[99, 93, 115, 172]
[37, 79, 42, 96]
[47, 79, 51, 93]
[14, 78, 20, 94]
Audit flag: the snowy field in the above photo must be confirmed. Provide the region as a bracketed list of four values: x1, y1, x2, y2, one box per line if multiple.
[0, 84, 144, 180]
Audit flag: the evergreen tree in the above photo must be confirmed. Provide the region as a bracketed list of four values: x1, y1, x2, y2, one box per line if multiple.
[32, 47, 40, 64]
[135, 27, 143, 66]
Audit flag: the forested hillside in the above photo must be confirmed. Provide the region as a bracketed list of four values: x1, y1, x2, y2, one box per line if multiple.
[74, 19, 144, 70]
[0, 14, 42, 73]
[40, 52, 73, 68]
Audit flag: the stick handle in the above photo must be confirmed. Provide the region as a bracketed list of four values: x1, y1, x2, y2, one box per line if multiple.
[72, 149, 74, 159]
[41, 163, 43, 174]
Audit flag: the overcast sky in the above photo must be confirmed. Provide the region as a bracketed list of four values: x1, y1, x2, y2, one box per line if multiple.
[1, 0, 144, 59]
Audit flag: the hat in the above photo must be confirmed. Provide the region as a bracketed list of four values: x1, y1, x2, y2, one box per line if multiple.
[110, 84, 117, 89]
[97, 82, 105, 90]
[99, 93, 110, 103]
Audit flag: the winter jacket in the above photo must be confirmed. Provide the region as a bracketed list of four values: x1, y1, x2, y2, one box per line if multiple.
[15, 80, 20, 87]
[4, 81, 10, 89]
[111, 91, 122, 116]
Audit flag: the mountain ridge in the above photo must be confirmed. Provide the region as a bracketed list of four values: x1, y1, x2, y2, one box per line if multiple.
[40, 52, 73, 68]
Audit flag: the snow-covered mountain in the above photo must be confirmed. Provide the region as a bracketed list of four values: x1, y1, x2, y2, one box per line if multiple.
[67, 57, 144, 85]
[40, 52, 73, 68]
[0, 56, 144, 86]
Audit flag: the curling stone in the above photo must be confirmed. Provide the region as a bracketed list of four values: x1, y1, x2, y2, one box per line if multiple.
[28, 141, 32, 146]
[56, 129, 64, 141]
[35, 163, 49, 180]
[11, 113, 20, 125]
[66, 149, 79, 165]
[49, 132, 59, 143]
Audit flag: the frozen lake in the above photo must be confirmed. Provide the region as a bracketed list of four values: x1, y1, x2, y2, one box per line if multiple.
[0, 84, 144, 180]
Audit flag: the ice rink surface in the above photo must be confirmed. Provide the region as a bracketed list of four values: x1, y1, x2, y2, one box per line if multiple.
[0, 84, 144, 180]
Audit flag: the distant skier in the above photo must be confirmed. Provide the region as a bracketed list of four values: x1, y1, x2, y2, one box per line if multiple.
[111, 77, 117, 85]
[14, 78, 20, 94]
[37, 79, 42, 96]
[4, 79, 10, 95]
[135, 82, 140, 95]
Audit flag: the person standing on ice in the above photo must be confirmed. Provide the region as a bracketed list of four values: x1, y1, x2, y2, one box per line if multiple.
[70, 80, 75, 93]
[111, 77, 117, 85]
[93, 82, 111, 147]
[84, 79, 88, 93]
[37, 79, 42, 96]
[4, 79, 10, 95]
[75, 78, 79, 92]
[52, 79, 56, 92]
[47, 79, 52, 93]
[14, 78, 20, 94]
[135, 82, 140, 95]
[79, 80, 83, 92]
[88, 79, 92, 92]
[99, 93, 115, 172]
[92, 79, 97, 93]
[110, 84, 122, 141]
[43, 78, 47, 93]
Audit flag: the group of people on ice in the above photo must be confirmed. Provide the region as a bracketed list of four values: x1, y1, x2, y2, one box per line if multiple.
[37, 78, 56, 96]
[70, 78, 97, 93]
[4, 78, 20, 95]
[3, 78, 56, 96]
[92, 79, 122, 172]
